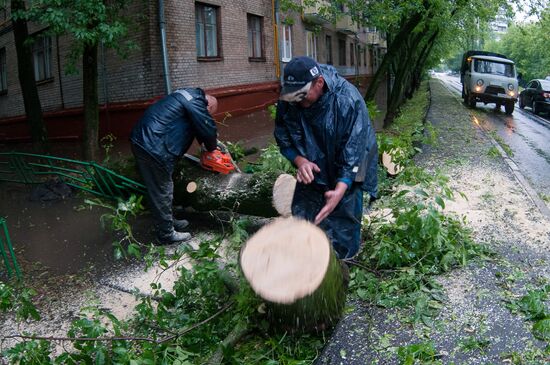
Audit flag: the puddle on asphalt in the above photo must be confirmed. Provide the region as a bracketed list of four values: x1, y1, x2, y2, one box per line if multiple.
[0, 184, 118, 276]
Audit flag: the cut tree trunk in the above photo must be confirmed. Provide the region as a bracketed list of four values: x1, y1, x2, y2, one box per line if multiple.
[173, 160, 279, 217]
[82, 42, 100, 161]
[240, 217, 347, 332]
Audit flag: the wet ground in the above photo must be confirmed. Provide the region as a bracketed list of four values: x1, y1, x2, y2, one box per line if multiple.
[440, 73, 550, 202]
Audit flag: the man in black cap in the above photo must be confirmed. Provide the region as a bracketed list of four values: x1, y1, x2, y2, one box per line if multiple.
[131, 88, 219, 245]
[274, 56, 378, 259]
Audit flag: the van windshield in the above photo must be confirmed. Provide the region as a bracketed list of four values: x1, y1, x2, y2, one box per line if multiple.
[473, 59, 515, 77]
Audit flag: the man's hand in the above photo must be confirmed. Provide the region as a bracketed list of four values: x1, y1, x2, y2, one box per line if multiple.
[314, 182, 348, 225]
[294, 156, 320, 184]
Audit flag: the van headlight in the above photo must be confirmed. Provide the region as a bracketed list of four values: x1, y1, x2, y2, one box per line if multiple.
[507, 84, 514, 91]
[476, 79, 484, 86]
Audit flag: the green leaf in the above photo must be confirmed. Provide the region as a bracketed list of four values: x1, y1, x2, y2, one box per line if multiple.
[435, 196, 445, 209]
[533, 318, 550, 341]
[339, 349, 347, 359]
[127, 243, 141, 259]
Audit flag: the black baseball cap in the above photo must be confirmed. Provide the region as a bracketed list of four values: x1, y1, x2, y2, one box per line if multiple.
[280, 56, 321, 102]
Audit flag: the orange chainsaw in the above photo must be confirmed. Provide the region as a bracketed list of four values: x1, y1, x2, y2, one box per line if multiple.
[184, 142, 240, 174]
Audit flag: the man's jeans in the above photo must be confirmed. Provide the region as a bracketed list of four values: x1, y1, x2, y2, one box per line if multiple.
[131, 144, 174, 238]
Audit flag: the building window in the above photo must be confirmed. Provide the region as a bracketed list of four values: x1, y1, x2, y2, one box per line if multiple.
[364, 48, 367, 67]
[32, 35, 52, 82]
[325, 35, 332, 65]
[350, 43, 355, 66]
[0, 47, 7, 93]
[282, 25, 292, 62]
[0, 0, 7, 23]
[306, 31, 317, 60]
[338, 39, 346, 65]
[247, 14, 264, 60]
[357, 48, 361, 67]
[195, 3, 220, 59]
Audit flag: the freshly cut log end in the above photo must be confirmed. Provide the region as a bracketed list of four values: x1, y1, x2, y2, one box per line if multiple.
[382, 149, 404, 176]
[240, 217, 347, 332]
[186, 181, 198, 193]
[272, 174, 296, 217]
[241, 217, 330, 304]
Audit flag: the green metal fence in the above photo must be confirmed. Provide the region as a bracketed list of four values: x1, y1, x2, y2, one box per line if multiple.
[0, 152, 147, 279]
[0, 152, 146, 200]
[0, 218, 21, 280]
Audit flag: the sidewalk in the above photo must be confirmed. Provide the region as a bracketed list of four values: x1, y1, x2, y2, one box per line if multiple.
[315, 79, 550, 364]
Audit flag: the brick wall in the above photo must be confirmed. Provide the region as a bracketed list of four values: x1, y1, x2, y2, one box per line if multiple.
[166, 0, 277, 90]
[0, 0, 380, 134]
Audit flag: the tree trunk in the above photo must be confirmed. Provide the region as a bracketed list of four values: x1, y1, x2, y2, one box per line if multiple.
[364, 13, 423, 102]
[11, 0, 48, 152]
[173, 160, 279, 217]
[82, 43, 99, 161]
[240, 217, 347, 332]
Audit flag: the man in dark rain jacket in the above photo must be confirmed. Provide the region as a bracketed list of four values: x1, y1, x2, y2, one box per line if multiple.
[131, 88, 218, 245]
[274, 56, 378, 259]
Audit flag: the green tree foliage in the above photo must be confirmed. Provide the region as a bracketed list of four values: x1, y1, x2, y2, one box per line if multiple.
[20, 0, 136, 161]
[485, 8, 550, 81]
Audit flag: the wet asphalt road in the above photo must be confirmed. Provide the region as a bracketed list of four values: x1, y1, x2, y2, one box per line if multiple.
[439, 73, 550, 201]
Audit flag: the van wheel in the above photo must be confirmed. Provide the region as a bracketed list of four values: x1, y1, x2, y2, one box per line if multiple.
[468, 94, 476, 108]
[505, 102, 514, 115]
[519, 97, 525, 109]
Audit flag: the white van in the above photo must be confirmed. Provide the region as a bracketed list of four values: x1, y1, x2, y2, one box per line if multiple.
[460, 51, 518, 114]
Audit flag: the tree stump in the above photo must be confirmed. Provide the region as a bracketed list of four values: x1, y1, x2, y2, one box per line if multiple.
[381, 148, 404, 176]
[240, 217, 347, 332]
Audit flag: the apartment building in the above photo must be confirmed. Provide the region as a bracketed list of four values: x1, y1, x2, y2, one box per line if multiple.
[0, 0, 385, 142]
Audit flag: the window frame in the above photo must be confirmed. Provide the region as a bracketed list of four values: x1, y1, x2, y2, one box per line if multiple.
[306, 31, 317, 60]
[32, 33, 53, 83]
[0, 47, 7, 94]
[0, 1, 7, 24]
[195, 2, 222, 61]
[338, 39, 346, 66]
[325, 35, 332, 65]
[281, 25, 292, 62]
[247, 13, 265, 62]
[350, 42, 355, 66]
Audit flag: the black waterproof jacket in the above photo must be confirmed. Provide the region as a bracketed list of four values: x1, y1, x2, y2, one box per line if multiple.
[274, 65, 378, 197]
[131, 88, 217, 171]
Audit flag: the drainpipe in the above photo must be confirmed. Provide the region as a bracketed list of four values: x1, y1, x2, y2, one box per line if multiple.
[55, 35, 65, 109]
[158, 0, 171, 94]
[272, 0, 283, 83]
[100, 41, 110, 131]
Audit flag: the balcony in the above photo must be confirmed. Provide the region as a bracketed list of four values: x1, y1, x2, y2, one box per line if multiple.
[336, 15, 358, 35]
[302, 0, 330, 26]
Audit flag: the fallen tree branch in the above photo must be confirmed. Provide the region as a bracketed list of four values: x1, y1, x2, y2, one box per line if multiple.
[2, 300, 235, 345]
[205, 321, 250, 365]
